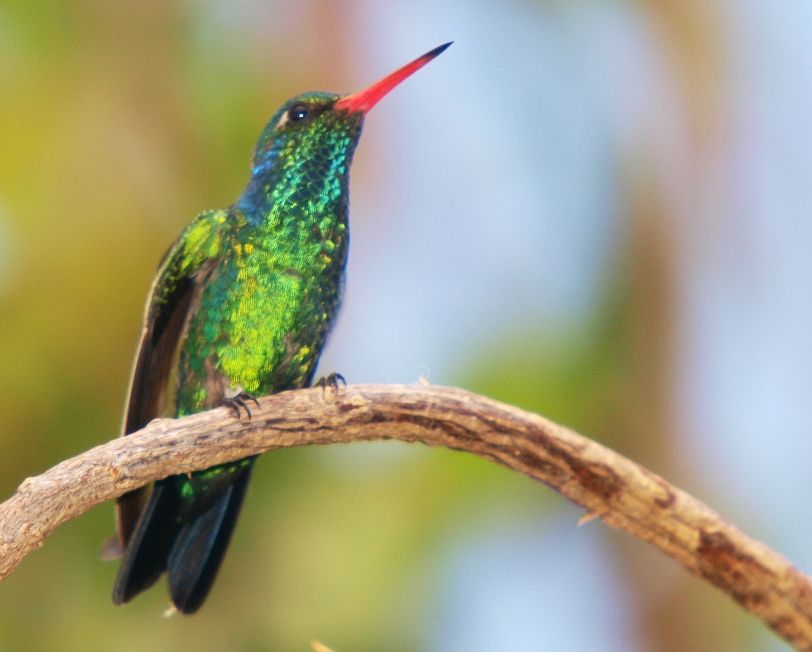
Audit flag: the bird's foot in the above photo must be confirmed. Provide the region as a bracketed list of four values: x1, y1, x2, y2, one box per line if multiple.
[223, 391, 259, 419]
[315, 372, 346, 396]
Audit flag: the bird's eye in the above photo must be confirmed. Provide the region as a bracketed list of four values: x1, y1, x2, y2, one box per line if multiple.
[287, 104, 309, 122]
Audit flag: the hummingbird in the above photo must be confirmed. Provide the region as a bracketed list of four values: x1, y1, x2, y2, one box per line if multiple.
[111, 42, 451, 614]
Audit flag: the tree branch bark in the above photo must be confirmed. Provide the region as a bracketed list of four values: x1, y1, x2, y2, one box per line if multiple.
[0, 384, 810, 649]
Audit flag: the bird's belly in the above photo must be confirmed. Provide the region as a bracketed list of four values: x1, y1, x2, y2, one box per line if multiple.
[175, 266, 342, 414]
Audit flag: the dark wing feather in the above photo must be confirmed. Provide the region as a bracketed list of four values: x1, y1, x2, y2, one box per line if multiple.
[114, 275, 195, 549]
[112, 480, 181, 603]
[113, 209, 226, 552]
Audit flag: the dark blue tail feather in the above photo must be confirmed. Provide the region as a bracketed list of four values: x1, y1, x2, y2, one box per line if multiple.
[112, 465, 253, 613]
[168, 467, 253, 613]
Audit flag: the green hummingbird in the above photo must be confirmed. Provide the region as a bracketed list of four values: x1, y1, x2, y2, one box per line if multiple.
[111, 42, 451, 613]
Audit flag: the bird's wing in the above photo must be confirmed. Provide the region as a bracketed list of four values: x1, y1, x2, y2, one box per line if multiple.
[110, 208, 229, 555]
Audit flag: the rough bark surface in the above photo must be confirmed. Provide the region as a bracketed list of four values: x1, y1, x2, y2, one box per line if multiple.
[1, 384, 810, 649]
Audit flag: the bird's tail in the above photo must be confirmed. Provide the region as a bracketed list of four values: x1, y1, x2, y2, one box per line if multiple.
[112, 461, 254, 613]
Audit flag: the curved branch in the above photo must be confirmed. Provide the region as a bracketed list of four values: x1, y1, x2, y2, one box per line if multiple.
[0, 384, 810, 649]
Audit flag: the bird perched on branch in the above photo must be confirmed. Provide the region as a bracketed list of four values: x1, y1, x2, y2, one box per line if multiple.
[110, 42, 451, 614]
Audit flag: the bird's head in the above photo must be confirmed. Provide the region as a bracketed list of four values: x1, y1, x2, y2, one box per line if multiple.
[249, 42, 452, 179]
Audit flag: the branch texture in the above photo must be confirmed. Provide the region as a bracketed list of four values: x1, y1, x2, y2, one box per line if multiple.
[1, 384, 810, 649]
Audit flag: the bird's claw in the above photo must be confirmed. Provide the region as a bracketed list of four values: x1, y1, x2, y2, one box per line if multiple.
[223, 391, 259, 419]
[315, 372, 346, 396]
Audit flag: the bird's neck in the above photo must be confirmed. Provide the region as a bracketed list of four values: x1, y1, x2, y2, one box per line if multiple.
[232, 152, 353, 278]
[236, 145, 355, 229]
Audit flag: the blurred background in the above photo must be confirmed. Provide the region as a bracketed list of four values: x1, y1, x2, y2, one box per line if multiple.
[1, 1, 811, 650]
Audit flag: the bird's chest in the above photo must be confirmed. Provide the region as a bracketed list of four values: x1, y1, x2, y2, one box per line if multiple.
[176, 228, 346, 411]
